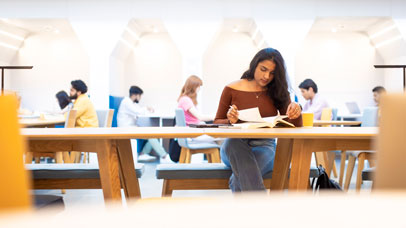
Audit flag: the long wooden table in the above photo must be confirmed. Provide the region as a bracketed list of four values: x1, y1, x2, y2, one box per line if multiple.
[20, 115, 65, 128]
[21, 127, 377, 200]
[200, 127, 377, 191]
[22, 127, 206, 201]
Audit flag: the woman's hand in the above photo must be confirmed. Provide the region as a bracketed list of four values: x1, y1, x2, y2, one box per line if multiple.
[286, 102, 301, 119]
[227, 104, 239, 124]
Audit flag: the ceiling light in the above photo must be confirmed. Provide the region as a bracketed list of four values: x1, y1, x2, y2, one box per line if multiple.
[331, 28, 337, 33]
[0, 30, 24, 41]
[375, 35, 403, 48]
[232, 26, 239, 33]
[54, 29, 60, 34]
[0, 41, 19, 50]
[120, 38, 135, 50]
[370, 25, 397, 39]
[125, 28, 139, 40]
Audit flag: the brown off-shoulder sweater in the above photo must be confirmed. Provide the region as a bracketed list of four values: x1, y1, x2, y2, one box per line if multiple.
[214, 86, 303, 126]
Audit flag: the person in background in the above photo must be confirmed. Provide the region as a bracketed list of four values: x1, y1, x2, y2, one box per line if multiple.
[214, 48, 302, 192]
[299, 78, 329, 120]
[69, 80, 99, 128]
[55, 90, 73, 113]
[372, 86, 386, 106]
[117, 85, 168, 162]
[177, 75, 213, 125]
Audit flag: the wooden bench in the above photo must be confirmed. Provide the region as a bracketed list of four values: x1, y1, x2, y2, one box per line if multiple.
[26, 163, 144, 197]
[156, 163, 319, 196]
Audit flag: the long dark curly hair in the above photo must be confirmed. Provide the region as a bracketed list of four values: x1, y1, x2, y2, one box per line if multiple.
[241, 48, 290, 110]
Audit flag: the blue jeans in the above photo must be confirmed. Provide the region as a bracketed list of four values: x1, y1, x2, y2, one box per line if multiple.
[141, 139, 167, 157]
[221, 138, 276, 192]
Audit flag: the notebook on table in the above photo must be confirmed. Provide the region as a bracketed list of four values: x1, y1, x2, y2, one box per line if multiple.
[188, 123, 231, 128]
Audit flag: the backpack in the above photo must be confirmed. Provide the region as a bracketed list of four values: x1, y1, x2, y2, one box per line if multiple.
[311, 165, 342, 191]
[168, 118, 182, 162]
[169, 138, 182, 162]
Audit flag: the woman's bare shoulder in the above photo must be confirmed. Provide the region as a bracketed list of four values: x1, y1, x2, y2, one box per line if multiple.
[227, 80, 245, 90]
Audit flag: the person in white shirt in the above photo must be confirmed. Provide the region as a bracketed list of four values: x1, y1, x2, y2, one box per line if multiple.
[299, 79, 329, 120]
[117, 86, 167, 162]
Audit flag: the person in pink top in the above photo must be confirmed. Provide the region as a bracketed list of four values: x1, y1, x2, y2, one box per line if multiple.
[177, 75, 213, 125]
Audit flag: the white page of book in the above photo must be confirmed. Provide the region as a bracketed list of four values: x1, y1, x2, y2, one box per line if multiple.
[238, 107, 264, 122]
[238, 107, 288, 123]
[262, 115, 288, 123]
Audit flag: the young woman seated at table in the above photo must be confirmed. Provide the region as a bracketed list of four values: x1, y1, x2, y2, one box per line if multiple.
[177, 75, 213, 125]
[214, 48, 303, 192]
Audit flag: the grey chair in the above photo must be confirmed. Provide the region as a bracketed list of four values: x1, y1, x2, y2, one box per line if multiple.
[175, 108, 221, 163]
[343, 107, 378, 191]
[96, 109, 114, 127]
[80, 109, 114, 163]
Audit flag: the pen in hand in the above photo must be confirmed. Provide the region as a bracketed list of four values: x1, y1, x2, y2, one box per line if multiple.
[228, 104, 239, 124]
[229, 105, 238, 113]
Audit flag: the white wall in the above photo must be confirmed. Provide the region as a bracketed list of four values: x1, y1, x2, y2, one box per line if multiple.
[378, 18, 406, 92]
[203, 31, 258, 115]
[70, 19, 127, 109]
[124, 33, 182, 115]
[109, 57, 126, 96]
[9, 30, 89, 112]
[2, 0, 406, 114]
[382, 56, 406, 92]
[295, 31, 384, 114]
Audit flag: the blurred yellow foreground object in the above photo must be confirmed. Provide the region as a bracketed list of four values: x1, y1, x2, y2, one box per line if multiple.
[0, 95, 31, 211]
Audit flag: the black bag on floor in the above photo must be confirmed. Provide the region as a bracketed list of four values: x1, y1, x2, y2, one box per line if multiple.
[311, 165, 342, 191]
[168, 117, 181, 162]
[169, 138, 181, 162]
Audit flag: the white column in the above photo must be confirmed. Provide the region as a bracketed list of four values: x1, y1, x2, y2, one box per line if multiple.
[165, 19, 222, 80]
[165, 19, 222, 107]
[70, 19, 128, 109]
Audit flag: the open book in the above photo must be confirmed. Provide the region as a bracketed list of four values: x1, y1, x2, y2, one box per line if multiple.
[223, 107, 294, 129]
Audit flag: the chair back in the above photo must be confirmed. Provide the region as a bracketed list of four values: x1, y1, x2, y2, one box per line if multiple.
[375, 94, 406, 190]
[175, 108, 188, 148]
[0, 95, 31, 210]
[109, 95, 124, 127]
[332, 108, 338, 121]
[96, 109, 115, 127]
[64, 109, 77, 128]
[360, 107, 378, 127]
[321, 108, 332, 121]
[320, 108, 332, 127]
